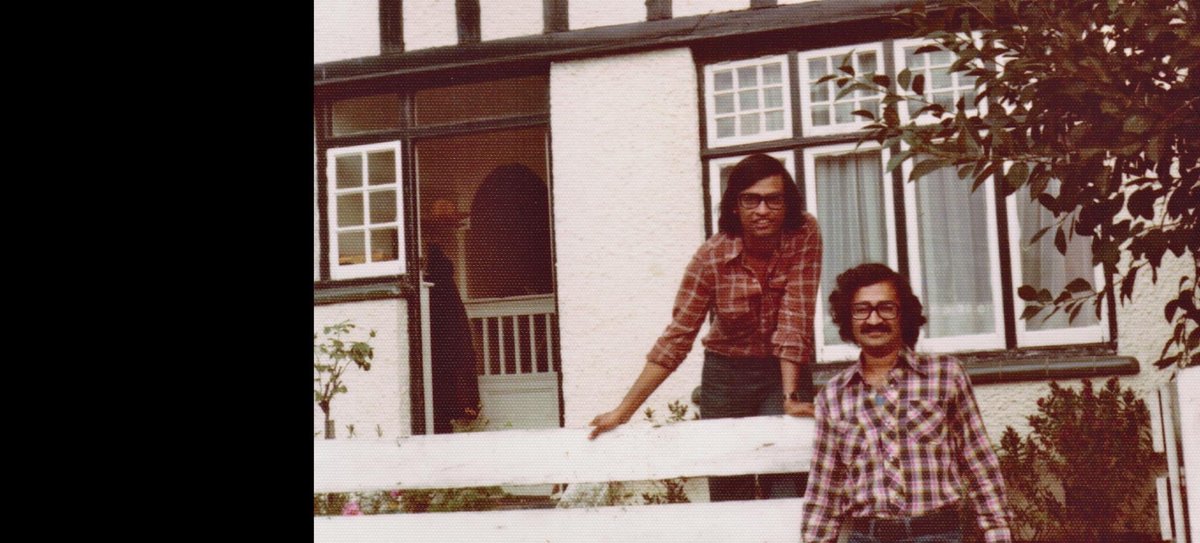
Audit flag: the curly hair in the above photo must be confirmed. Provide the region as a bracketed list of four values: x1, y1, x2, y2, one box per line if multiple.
[828, 263, 927, 349]
[716, 153, 805, 235]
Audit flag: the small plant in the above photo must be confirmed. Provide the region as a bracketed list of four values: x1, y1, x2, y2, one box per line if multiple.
[637, 399, 700, 504]
[314, 320, 375, 438]
[996, 377, 1162, 542]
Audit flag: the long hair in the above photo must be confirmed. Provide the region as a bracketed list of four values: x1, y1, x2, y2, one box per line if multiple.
[828, 263, 927, 349]
[716, 154, 805, 235]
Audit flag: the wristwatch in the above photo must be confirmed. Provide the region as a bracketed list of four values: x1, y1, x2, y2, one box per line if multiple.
[785, 390, 804, 402]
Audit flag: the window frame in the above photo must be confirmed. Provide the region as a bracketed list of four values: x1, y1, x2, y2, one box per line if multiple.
[703, 55, 794, 148]
[801, 141, 899, 362]
[891, 36, 987, 126]
[325, 140, 407, 281]
[796, 42, 887, 137]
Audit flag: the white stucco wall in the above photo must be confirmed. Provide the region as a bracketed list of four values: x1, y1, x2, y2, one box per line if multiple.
[569, 0, 646, 30]
[314, 299, 411, 439]
[673, 0, 751, 18]
[480, 0, 544, 41]
[314, 0, 380, 64]
[551, 47, 707, 428]
[404, 0, 458, 51]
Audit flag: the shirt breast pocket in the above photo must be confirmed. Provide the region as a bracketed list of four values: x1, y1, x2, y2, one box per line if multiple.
[904, 399, 947, 445]
[834, 419, 869, 464]
[714, 281, 753, 334]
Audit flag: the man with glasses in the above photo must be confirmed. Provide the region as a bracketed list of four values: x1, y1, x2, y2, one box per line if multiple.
[802, 263, 1011, 543]
[589, 153, 822, 502]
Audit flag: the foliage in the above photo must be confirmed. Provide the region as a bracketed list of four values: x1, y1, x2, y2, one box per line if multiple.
[313, 321, 376, 430]
[995, 378, 1161, 541]
[827, 0, 1199, 368]
[637, 400, 701, 504]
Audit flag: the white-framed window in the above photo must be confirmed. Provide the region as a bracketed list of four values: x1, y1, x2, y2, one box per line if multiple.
[902, 154, 1006, 352]
[707, 151, 795, 228]
[892, 38, 984, 124]
[704, 55, 792, 147]
[797, 43, 885, 136]
[803, 142, 899, 362]
[326, 141, 406, 280]
[1006, 177, 1108, 346]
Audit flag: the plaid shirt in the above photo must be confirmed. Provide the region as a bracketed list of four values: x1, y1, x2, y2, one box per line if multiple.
[801, 349, 1012, 543]
[646, 213, 821, 370]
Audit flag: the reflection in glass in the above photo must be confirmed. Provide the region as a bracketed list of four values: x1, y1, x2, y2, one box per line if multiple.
[332, 94, 401, 136]
[369, 190, 396, 224]
[738, 66, 757, 88]
[740, 113, 760, 135]
[338, 194, 364, 227]
[336, 155, 362, 189]
[370, 228, 399, 262]
[368, 151, 396, 186]
[714, 70, 733, 91]
[339, 231, 366, 265]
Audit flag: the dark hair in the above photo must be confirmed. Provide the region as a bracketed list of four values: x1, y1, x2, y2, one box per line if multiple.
[828, 263, 927, 349]
[717, 154, 805, 235]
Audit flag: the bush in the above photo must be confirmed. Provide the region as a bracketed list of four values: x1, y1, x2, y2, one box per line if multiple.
[996, 377, 1162, 542]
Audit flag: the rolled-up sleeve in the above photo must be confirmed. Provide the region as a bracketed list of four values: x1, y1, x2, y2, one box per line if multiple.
[646, 244, 714, 371]
[951, 362, 1012, 543]
[773, 214, 822, 367]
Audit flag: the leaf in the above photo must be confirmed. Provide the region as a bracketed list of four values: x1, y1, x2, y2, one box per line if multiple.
[1065, 278, 1093, 293]
[1128, 188, 1158, 219]
[1120, 266, 1139, 303]
[872, 75, 890, 88]
[1165, 300, 1179, 322]
[1030, 225, 1053, 245]
[886, 150, 912, 173]
[897, 68, 912, 90]
[1054, 228, 1067, 255]
[1123, 114, 1152, 134]
[912, 74, 926, 95]
[1069, 303, 1084, 324]
[910, 158, 949, 182]
[1018, 285, 1038, 301]
[1005, 162, 1030, 195]
[851, 109, 876, 120]
[1020, 305, 1043, 321]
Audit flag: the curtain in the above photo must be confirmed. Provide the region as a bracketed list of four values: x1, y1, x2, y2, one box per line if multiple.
[815, 151, 889, 346]
[1015, 181, 1099, 330]
[915, 165, 996, 338]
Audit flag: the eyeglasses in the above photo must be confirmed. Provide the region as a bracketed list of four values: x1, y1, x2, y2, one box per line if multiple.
[737, 193, 786, 210]
[851, 301, 899, 320]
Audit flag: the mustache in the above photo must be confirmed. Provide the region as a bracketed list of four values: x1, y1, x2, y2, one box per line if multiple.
[861, 324, 891, 334]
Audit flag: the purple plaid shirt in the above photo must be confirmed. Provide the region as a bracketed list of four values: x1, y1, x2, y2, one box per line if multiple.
[646, 213, 821, 370]
[801, 349, 1012, 543]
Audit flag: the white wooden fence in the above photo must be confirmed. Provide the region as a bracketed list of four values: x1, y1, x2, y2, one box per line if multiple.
[314, 415, 815, 543]
[1152, 365, 1199, 543]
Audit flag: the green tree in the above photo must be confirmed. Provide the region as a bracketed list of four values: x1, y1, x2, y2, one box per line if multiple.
[828, 0, 1198, 368]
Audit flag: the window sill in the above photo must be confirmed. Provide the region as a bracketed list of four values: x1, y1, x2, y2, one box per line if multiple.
[812, 343, 1137, 387]
[313, 275, 415, 305]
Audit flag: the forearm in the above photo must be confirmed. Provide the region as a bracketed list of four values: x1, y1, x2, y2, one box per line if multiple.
[613, 362, 673, 419]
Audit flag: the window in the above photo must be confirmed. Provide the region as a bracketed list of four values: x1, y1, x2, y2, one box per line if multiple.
[700, 39, 1109, 361]
[798, 44, 884, 136]
[704, 55, 792, 147]
[326, 142, 405, 280]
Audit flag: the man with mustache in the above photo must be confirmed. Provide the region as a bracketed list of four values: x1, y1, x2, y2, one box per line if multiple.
[802, 263, 1011, 543]
[588, 153, 822, 502]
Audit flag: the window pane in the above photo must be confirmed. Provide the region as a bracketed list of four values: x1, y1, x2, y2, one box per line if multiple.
[717, 117, 736, 138]
[834, 102, 854, 124]
[737, 66, 757, 88]
[762, 63, 782, 84]
[808, 58, 828, 78]
[370, 228, 399, 263]
[764, 110, 785, 131]
[812, 105, 830, 126]
[763, 87, 783, 108]
[740, 113, 760, 135]
[1015, 181, 1099, 330]
[415, 75, 548, 126]
[715, 93, 735, 114]
[332, 94, 401, 136]
[339, 231, 366, 265]
[369, 190, 397, 224]
[811, 81, 829, 102]
[739, 90, 759, 110]
[336, 155, 362, 189]
[914, 165, 996, 338]
[814, 151, 889, 346]
[858, 51, 877, 74]
[714, 70, 734, 91]
[338, 194, 364, 227]
[932, 70, 953, 90]
[368, 151, 396, 186]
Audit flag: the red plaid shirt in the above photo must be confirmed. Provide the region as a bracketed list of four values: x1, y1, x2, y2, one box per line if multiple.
[646, 212, 821, 370]
[801, 349, 1012, 543]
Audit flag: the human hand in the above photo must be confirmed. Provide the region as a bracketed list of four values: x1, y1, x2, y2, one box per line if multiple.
[588, 409, 631, 440]
[784, 398, 815, 417]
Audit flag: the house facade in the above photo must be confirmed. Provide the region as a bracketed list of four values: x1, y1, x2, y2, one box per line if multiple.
[313, 0, 1189, 453]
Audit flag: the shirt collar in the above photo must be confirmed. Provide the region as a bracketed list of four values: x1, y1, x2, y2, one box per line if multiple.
[716, 229, 800, 264]
[848, 346, 926, 384]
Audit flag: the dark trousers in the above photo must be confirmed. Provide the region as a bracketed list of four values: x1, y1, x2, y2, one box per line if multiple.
[698, 350, 814, 501]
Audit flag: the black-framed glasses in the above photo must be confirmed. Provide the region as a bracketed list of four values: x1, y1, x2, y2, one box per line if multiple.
[737, 193, 786, 210]
[851, 301, 899, 320]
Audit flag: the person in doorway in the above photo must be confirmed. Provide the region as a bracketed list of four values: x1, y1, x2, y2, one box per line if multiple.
[802, 263, 1011, 543]
[588, 153, 822, 501]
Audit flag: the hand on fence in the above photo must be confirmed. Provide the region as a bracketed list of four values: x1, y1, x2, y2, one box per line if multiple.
[588, 410, 632, 440]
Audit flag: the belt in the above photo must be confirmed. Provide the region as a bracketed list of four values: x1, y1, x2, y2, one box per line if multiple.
[849, 505, 960, 542]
